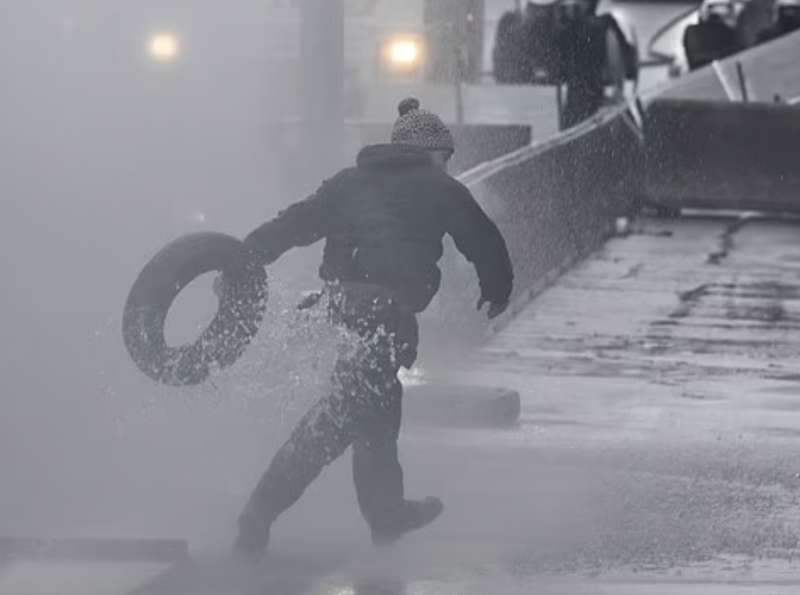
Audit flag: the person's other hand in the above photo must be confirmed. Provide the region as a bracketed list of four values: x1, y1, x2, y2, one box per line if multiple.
[476, 297, 509, 320]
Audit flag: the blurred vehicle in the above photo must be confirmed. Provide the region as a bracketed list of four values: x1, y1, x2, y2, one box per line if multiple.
[757, 0, 800, 42]
[492, 0, 638, 128]
[683, 0, 748, 70]
[492, 0, 639, 97]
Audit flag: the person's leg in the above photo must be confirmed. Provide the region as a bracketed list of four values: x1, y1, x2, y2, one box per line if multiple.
[346, 299, 442, 544]
[350, 367, 444, 545]
[351, 371, 404, 531]
[235, 388, 354, 556]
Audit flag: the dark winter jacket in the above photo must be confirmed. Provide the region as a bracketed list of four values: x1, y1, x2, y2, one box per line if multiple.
[244, 144, 513, 313]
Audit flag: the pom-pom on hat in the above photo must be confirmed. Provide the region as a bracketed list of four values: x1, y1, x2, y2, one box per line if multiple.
[390, 97, 455, 152]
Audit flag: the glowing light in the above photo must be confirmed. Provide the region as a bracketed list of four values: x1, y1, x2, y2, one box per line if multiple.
[148, 32, 180, 63]
[190, 211, 207, 224]
[389, 40, 419, 64]
[383, 36, 423, 72]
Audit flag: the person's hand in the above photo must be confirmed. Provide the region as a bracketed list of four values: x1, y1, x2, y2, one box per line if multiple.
[476, 297, 509, 320]
[212, 274, 227, 299]
[213, 250, 259, 299]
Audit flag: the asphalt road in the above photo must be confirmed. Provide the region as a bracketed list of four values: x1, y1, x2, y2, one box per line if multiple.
[106, 214, 800, 595]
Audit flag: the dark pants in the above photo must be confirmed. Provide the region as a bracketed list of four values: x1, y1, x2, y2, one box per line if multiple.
[239, 282, 418, 538]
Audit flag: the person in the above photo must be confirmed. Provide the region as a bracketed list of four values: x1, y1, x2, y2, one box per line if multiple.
[683, 0, 743, 71]
[556, 0, 606, 128]
[493, 8, 527, 83]
[522, 1, 562, 83]
[757, 0, 800, 43]
[232, 97, 514, 559]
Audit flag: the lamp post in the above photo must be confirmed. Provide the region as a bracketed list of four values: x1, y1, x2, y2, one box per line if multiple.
[298, 0, 345, 177]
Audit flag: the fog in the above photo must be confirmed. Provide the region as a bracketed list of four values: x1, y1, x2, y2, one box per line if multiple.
[0, 0, 651, 573]
[0, 1, 654, 586]
[7, 3, 800, 594]
[0, 1, 502, 565]
[0, 0, 345, 546]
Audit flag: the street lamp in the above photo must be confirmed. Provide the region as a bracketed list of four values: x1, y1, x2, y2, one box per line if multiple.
[382, 35, 425, 74]
[148, 32, 180, 63]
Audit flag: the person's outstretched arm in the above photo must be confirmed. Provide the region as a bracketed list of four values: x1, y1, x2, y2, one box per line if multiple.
[243, 177, 339, 266]
[445, 183, 514, 318]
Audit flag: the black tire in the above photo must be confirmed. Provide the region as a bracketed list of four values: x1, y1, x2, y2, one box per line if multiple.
[122, 232, 268, 386]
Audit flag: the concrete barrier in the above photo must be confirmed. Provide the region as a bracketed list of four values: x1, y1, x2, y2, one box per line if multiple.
[350, 122, 533, 175]
[644, 98, 800, 211]
[419, 106, 642, 364]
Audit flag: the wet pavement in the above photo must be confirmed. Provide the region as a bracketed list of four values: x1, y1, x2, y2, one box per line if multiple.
[102, 214, 800, 595]
[7, 214, 800, 594]
[412, 214, 800, 592]
[312, 214, 800, 594]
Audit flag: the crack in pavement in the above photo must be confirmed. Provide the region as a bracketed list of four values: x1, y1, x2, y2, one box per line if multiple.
[707, 216, 751, 265]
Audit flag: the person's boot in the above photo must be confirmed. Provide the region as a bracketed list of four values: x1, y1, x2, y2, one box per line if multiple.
[233, 512, 270, 565]
[371, 497, 444, 546]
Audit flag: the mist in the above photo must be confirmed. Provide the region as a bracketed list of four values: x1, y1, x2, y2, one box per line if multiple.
[7, 1, 800, 593]
[0, 0, 339, 546]
[0, 0, 495, 559]
[0, 0, 649, 567]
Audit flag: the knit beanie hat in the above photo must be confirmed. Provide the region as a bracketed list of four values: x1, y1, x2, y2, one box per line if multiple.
[390, 97, 455, 152]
